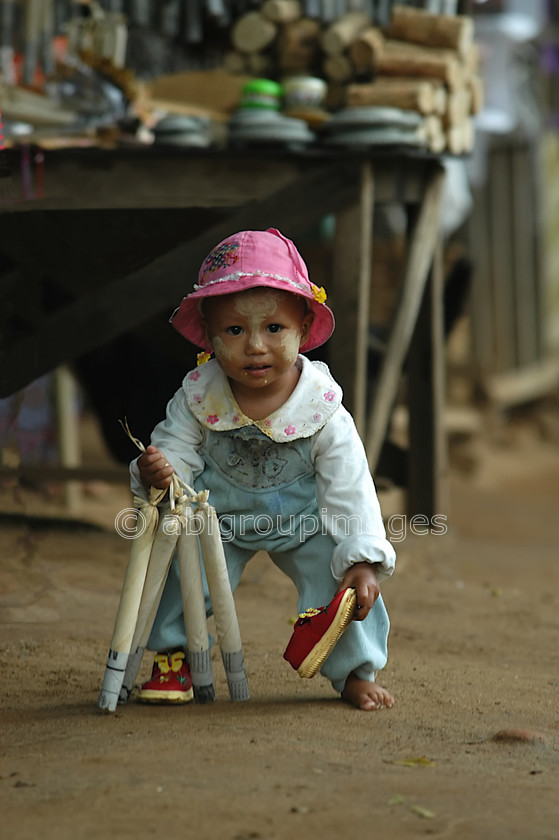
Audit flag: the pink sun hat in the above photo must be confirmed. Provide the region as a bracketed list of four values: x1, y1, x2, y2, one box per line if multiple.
[170, 228, 335, 352]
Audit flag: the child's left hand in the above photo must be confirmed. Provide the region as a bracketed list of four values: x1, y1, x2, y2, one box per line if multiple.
[337, 562, 380, 621]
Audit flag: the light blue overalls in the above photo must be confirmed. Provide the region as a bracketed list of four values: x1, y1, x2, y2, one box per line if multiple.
[148, 425, 390, 693]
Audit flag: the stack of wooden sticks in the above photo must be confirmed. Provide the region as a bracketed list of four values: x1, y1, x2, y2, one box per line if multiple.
[225, 1, 483, 154]
[346, 4, 482, 153]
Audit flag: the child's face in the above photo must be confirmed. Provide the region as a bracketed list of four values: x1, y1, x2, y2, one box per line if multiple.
[202, 288, 313, 391]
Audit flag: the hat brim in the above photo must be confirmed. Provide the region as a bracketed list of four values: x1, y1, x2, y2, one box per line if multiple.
[170, 276, 335, 352]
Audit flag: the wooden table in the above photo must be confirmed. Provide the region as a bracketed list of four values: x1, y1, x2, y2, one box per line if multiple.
[0, 145, 446, 516]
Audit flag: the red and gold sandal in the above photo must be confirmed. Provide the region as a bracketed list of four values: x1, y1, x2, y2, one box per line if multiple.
[283, 588, 357, 679]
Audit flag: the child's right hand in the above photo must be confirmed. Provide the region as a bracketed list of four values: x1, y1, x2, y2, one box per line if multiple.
[137, 445, 174, 490]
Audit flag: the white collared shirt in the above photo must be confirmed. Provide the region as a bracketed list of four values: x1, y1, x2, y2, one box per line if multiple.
[130, 356, 395, 582]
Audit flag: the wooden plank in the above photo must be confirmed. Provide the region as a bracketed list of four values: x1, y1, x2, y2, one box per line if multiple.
[468, 183, 494, 373]
[53, 366, 82, 510]
[485, 357, 559, 407]
[2, 155, 304, 211]
[0, 161, 361, 397]
[489, 146, 516, 372]
[2, 149, 437, 212]
[407, 235, 448, 518]
[365, 163, 445, 470]
[511, 143, 539, 367]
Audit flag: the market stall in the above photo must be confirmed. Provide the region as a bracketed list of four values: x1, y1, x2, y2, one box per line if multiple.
[1, 1, 480, 516]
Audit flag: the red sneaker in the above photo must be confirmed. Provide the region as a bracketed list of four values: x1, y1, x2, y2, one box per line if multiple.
[283, 588, 357, 679]
[138, 651, 194, 704]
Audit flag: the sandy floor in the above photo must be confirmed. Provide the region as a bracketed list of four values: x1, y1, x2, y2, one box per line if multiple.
[1, 410, 558, 840]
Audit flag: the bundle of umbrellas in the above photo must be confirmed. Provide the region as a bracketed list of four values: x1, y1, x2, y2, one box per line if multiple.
[98, 429, 249, 711]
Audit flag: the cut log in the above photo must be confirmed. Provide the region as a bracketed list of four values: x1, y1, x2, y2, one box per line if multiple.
[387, 4, 474, 57]
[262, 0, 301, 23]
[432, 83, 448, 116]
[223, 51, 248, 74]
[247, 52, 273, 76]
[231, 11, 277, 54]
[444, 88, 472, 126]
[468, 74, 484, 114]
[422, 114, 446, 153]
[375, 44, 463, 90]
[446, 118, 474, 155]
[463, 42, 480, 76]
[383, 38, 478, 82]
[323, 53, 353, 83]
[367, 75, 447, 115]
[346, 80, 436, 115]
[446, 125, 463, 155]
[325, 82, 346, 110]
[278, 17, 321, 73]
[384, 38, 463, 63]
[463, 116, 475, 152]
[349, 26, 385, 73]
[320, 11, 371, 56]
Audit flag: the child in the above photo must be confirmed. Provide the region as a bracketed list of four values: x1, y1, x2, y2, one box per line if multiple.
[131, 228, 396, 711]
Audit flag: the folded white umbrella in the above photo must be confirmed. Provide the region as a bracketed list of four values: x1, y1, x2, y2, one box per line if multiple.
[97, 482, 167, 711]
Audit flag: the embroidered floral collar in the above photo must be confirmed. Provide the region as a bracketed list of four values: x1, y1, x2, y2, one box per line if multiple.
[184, 356, 342, 442]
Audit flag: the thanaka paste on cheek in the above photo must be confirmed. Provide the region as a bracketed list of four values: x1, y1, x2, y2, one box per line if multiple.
[279, 330, 301, 364]
[211, 335, 234, 361]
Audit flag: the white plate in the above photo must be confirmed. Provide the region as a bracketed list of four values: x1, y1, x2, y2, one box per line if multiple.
[229, 111, 313, 131]
[154, 115, 209, 134]
[322, 127, 427, 147]
[229, 109, 283, 126]
[229, 114, 315, 143]
[322, 107, 423, 132]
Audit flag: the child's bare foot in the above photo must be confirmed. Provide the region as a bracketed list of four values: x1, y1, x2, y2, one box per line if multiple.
[341, 673, 394, 711]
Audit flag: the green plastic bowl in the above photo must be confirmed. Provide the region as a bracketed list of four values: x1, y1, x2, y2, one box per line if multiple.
[240, 78, 283, 110]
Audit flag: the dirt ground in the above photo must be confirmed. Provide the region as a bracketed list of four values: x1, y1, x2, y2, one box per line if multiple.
[1, 404, 558, 840]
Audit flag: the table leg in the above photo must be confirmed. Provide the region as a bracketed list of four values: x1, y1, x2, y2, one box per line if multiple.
[364, 165, 445, 478]
[330, 161, 374, 436]
[407, 235, 449, 518]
